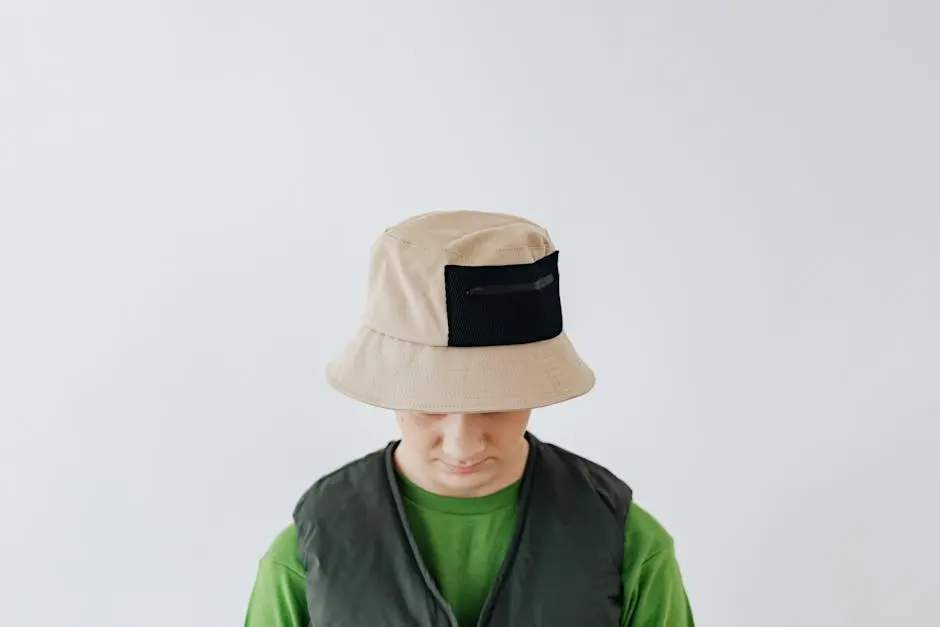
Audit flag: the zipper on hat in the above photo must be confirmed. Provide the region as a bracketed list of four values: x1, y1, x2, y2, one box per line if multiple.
[466, 273, 554, 296]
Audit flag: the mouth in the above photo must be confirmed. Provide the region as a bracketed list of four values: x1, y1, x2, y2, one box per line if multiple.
[441, 458, 489, 475]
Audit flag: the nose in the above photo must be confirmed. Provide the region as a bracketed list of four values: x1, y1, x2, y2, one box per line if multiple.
[440, 414, 486, 463]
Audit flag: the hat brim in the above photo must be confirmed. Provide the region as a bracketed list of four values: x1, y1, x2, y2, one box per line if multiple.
[325, 326, 595, 413]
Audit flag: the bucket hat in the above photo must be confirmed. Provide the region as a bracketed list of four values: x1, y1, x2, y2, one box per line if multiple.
[326, 210, 595, 412]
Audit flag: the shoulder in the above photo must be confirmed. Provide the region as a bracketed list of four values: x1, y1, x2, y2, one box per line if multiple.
[535, 437, 634, 508]
[620, 505, 693, 624]
[293, 446, 388, 520]
[532, 437, 673, 557]
[258, 523, 305, 577]
[624, 502, 676, 563]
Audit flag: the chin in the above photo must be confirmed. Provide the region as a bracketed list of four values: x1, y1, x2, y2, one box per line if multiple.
[435, 468, 492, 490]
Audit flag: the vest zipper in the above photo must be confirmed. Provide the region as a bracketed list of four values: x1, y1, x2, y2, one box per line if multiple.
[466, 273, 554, 295]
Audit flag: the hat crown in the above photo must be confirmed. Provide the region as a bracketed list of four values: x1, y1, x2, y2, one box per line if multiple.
[327, 209, 594, 411]
[383, 210, 554, 265]
[362, 210, 557, 346]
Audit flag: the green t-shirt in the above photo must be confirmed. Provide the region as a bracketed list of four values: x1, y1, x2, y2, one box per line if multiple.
[244, 472, 694, 626]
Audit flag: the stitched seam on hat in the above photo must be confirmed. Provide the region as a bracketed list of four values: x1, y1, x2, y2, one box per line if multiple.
[383, 231, 551, 259]
[460, 245, 551, 258]
[383, 231, 466, 258]
[543, 339, 568, 395]
[362, 322, 446, 347]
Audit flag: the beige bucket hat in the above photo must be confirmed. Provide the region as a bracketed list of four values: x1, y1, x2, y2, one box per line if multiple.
[326, 210, 595, 412]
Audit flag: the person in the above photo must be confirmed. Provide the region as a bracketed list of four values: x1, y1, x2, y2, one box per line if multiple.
[244, 210, 694, 626]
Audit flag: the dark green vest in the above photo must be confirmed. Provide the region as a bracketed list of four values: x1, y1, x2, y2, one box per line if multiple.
[293, 432, 633, 626]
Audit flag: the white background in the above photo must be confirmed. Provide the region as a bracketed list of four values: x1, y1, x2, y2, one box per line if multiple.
[2, 2, 938, 626]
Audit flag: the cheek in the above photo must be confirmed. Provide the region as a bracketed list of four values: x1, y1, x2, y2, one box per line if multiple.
[424, 432, 443, 451]
[497, 417, 529, 447]
[490, 424, 526, 449]
[404, 424, 442, 452]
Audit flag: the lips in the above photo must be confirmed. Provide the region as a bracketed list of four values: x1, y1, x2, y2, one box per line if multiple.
[441, 458, 488, 475]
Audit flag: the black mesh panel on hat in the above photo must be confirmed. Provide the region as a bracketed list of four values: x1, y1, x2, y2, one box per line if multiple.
[444, 250, 563, 347]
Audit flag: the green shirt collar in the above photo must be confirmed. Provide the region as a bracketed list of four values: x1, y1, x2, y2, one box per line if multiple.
[395, 469, 520, 515]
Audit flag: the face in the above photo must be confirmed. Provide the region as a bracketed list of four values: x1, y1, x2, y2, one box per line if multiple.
[393, 409, 532, 498]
